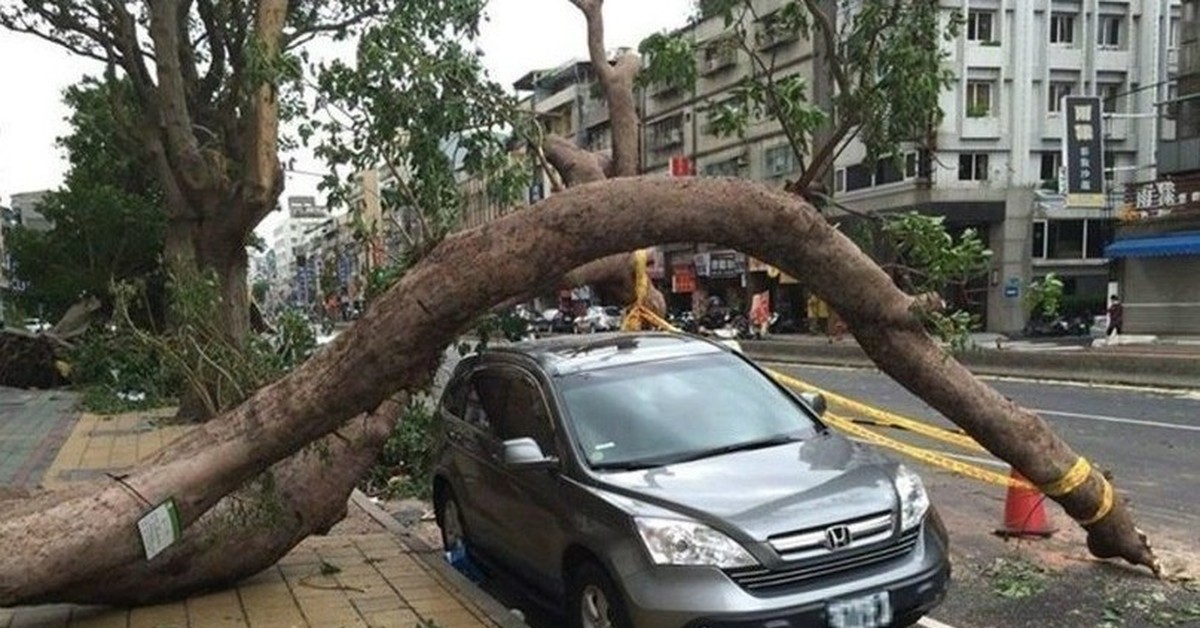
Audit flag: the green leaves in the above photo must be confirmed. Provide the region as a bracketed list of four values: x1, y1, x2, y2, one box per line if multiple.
[637, 32, 698, 93]
[5, 78, 165, 324]
[882, 212, 993, 294]
[306, 0, 526, 253]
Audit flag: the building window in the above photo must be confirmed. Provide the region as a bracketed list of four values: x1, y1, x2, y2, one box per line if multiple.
[1104, 151, 1115, 181]
[1100, 83, 1123, 114]
[1086, 219, 1114, 258]
[966, 80, 994, 117]
[1048, 81, 1074, 113]
[1034, 219, 1115, 260]
[1098, 16, 1122, 48]
[875, 157, 905, 185]
[835, 168, 846, 192]
[764, 145, 797, 178]
[1049, 219, 1085, 258]
[1040, 152, 1061, 183]
[703, 157, 743, 177]
[905, 153, 918, 178]
[1050, 13, 1076, 44]
[958, 153, 989, 181]
[967, 10, 995, 42]
[648, 116, 684, 152]
[845, 162, 873, 191]
[1032, 220, 1047, 259]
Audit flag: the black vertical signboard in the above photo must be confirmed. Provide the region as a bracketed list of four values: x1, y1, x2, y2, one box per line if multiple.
[1063, 95, 1105, 208]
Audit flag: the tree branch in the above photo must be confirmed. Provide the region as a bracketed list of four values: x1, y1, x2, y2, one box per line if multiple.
[793, 117, 854, 191]
[283, 6, 384, 51]
[146, 0, 212, 195]
[542, 135, 606, 186]
[567, 0, 640, 176]
[237, 0, 287, 231]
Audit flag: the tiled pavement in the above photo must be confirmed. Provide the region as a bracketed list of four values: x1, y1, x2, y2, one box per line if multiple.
[0, 389, 519, 628]
[0, 389, 78, 486]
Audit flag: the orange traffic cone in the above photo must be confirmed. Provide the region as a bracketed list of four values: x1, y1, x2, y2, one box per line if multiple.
[994, 469, 1056, 538]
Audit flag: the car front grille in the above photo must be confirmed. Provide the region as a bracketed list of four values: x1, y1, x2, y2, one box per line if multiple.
[724, 513, 920, 594]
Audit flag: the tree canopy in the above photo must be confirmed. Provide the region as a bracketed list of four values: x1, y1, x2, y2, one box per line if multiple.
[6, 79, 165, 324]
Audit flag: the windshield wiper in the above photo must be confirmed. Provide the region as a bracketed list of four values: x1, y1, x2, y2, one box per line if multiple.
[665, 434, 804, 465]
[592, 460, 663, 472]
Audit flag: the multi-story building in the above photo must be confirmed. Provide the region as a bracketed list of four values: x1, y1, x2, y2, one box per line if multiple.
[267, 195, 329, 308]
[833, 0, 1183, 333]
[1105, 0, 1200, 333]
[1, 191, 54, 311]
[639, 0, 824, 319]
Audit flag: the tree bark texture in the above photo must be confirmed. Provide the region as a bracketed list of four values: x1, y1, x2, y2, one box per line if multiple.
[2, 395, 404, 606]
[0, 176, 1157, 606]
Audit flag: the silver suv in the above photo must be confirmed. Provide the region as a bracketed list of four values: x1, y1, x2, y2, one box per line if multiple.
[432, 333, 950, 628]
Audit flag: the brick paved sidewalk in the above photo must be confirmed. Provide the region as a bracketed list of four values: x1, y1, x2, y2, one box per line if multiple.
[1, 399, 520, 628]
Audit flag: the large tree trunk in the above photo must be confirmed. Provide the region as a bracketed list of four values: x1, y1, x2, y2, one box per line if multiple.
[0, 177, 1158, 607]
[164, 209, 257, 421]
[7, 395, 405, 606]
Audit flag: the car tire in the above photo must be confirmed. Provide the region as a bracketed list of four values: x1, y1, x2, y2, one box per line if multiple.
[435, 487, 468, 552]
[567, 561, 633, 628]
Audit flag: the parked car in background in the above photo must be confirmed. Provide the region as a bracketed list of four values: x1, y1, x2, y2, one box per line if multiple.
[575, 305, 623, 333]
[23, 318, 50, 334]
[542, 308, 576, 334]
[432, 332, 950, 628]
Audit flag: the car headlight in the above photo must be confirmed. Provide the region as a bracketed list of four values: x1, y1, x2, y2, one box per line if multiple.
[634, 517, 756, 568]
[893, 464, 930, 530]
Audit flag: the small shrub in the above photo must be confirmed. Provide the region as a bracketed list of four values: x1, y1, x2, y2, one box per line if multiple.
[364, 398, 437, 500]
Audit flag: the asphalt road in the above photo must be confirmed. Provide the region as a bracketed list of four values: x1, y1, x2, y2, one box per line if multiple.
[760, 362, 1200, 535]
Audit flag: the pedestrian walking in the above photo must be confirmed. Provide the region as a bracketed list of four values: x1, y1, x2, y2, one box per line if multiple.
[1106, 295, 1123, 341]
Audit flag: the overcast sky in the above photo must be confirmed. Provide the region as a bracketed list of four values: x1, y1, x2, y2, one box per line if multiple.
[0, 0, 692, 225]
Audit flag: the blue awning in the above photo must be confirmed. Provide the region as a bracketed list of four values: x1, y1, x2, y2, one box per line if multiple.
[1105, 232, 1200, 259]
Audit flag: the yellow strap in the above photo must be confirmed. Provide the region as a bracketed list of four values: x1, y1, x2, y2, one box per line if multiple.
[824, 412, 1034, 490]
[769, 370, 988, 454]
[1041, 457, 1092, 497]
[1078, 477, 1114, 526]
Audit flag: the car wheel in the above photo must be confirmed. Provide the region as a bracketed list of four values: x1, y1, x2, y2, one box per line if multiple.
[435, 488, 467, 551]
[568, 562, 632, 628]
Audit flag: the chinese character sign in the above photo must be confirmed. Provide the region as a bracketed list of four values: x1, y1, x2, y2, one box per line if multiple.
[1063, 96, 1105, 208]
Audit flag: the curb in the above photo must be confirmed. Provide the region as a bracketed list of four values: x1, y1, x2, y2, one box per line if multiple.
[350, 489, 530, 628]
[743, 341, 1200, 390]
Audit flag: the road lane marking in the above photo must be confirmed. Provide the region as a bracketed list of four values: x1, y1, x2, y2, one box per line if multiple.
[1031, 408, 1200, 432]
[919, 618, 960, 628]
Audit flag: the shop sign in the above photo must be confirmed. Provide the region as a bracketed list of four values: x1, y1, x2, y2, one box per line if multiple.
[1063, 96, 1105, 208]
[672, 264, 697, 293]
[1123, 179, 1200, 215]
[707, 250, 746, 278]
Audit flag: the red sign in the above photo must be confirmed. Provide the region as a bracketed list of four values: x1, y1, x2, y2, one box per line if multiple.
[671, 264, 697, 293]
[670, 156, 694, 177]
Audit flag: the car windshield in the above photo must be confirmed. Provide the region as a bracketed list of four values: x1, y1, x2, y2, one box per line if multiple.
[557, 354, 819, 470]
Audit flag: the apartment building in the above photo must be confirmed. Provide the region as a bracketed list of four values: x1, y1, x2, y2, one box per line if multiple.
[833, 0, 1183, 332]
[639, 0, 824, 318]
[1106, 0, 1200, 333]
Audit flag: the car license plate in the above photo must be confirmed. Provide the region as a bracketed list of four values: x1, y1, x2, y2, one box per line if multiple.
[827, 591, 892, 628]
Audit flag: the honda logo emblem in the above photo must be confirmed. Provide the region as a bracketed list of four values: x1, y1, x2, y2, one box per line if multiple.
[824, 525, 852, 550]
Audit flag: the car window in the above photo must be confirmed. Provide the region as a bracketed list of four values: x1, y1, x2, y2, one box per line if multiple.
[556, 354, 818, 468]
[440, 375, 471, 418]
[482, 369, 556, 454]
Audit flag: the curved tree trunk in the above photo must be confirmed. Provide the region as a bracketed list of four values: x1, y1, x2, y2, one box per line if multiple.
[0, 176, 1157, 607]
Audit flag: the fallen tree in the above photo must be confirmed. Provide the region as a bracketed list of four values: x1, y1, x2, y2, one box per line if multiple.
[0, 176, 1160, 606]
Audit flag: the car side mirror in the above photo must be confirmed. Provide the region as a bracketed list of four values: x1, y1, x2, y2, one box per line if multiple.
[799, 392, 827, 417]
[502, 437, 559, 470]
